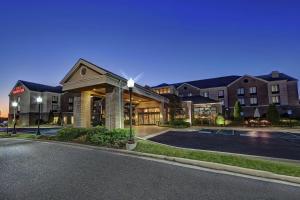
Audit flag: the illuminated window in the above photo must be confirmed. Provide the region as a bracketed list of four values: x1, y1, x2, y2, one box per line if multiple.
[203, 92, 209, 97]
[271, 85, 279, 93]
[249, 87, 257, 94]
[237, 88, 245, 95]
[238, 98, 245, 105]
[68, 97, 73, 103]
[68, 105, 73, 112]
[250, 97, 257, 105]
[272, 96, 280, 104]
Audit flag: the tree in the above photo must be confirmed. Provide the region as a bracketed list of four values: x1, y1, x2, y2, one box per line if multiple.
[233, 101, 242, 121]
[267, 104, 280, 124]
[164, 94, 183, 121]
[48, 110, 54, 124]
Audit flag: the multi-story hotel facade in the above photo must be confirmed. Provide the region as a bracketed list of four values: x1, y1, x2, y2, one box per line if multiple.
[8, 59, 300, 127]
[152, 71, 300, 120]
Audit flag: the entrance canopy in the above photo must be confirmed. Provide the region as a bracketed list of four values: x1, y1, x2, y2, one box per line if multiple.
[60, 59, 168, 129]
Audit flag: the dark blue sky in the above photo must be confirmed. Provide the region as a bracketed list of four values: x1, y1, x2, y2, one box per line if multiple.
[1, 0, 300, 116]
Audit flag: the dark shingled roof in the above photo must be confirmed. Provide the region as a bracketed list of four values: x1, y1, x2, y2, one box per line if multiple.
[152, 83, 170, 88]
[19, 80, 62, 93]
[256, 73, 298, 82]
[173, 75, 241, 89]
[152, 76, 240, 89]
[181, 95, 219, 104]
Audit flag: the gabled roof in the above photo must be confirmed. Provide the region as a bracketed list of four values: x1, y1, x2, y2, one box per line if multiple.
[256, 73, 298, 82]
[181, 95, 220, 104]
[19, 80, 62, 93]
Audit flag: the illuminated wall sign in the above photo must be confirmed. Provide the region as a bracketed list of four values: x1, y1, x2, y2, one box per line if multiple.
[12, 86, 25, 95]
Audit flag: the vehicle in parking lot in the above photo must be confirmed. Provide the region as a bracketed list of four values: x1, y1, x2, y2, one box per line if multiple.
[0, 121, 8, 127]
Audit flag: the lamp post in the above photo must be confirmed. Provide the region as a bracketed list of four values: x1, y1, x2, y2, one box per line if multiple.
[36, 96, 43, 135]
[127, 78, 135, 142]
[12, 101, 18, 134]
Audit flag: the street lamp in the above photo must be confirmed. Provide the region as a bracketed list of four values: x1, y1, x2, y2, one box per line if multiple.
[12, 101, 18, 134]
[36, 96, 43, 135]
[127, 78, 135, 142]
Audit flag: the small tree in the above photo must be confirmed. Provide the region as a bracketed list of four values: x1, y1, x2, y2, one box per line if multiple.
[267, 104, 280, 124]
[164, 94, 183, 121]
[233, 101, 242, 121]
[48, 110, 54, 124]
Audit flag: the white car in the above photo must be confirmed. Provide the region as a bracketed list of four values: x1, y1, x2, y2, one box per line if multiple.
[0, 121, 8, 127]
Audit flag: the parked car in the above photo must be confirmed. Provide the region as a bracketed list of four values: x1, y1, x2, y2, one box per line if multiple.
[0, 121, 8, 127]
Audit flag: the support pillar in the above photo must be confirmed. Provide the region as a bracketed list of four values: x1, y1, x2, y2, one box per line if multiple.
[160, 102, 166, 125]
[105, 86, 124, 130]
[187, 101, 192, 125]
[73, 91, 91, 128]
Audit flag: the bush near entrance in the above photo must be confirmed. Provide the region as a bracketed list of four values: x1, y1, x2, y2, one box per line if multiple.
[57, 126, 133, 148]
[233, 101, 242, 121]
[164, 119, 190, 128]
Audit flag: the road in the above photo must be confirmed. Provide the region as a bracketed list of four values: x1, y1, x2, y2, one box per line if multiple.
[150, 130, 300, 160]
[0, 138, 299, 200]
[0, 127, 60, 135]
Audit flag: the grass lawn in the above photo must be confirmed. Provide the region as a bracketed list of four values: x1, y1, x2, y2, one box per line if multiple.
[0, 132, 37, 139]
[134, 140, 300, 177]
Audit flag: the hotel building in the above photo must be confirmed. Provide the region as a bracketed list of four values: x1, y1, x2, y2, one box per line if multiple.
[8, 59, 300, 127]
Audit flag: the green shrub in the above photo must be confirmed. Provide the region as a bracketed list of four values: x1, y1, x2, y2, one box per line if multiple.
[57, 127, 90, 141]
[89, 128, 133, 148]
[169, 119, 190, 128]
[267, 104, 280, 124]
[215, 115, 225, 126]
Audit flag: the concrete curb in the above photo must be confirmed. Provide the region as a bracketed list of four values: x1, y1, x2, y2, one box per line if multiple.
[12, 138, 300, 185]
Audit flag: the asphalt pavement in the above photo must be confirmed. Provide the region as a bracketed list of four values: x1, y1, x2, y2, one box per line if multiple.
[149, 130, 300, 160]
[1, 138, 300, 200]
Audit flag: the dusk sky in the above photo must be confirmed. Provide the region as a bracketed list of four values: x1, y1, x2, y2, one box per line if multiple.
[1, 0, 300, 117]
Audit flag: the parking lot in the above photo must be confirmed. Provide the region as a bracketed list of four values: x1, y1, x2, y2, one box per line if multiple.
[149, 129, 300, 161]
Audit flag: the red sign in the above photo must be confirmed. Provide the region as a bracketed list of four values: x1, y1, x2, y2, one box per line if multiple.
[12, 86, 25, 95]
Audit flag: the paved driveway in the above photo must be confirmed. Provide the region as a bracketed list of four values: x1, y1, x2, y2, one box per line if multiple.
[149, 129, 300, 161]
[0, 127, 61, 135]
[1, 138, 300, 200]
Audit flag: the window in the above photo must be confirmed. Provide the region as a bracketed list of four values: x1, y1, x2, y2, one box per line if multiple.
[238, 98, 245, 105]
[188, 92, 192, 96]
[244, 79, 249, 83]
[249, 87, 257, 94]
[68, 105, 73, 112]
[203, 92, 209, 98]
[271, 85, 279, 93]
[237, 88, 245, 96]
[272, 96, 280, 104]
[52, 104, 59, 112]
[218, 90, 224, 98]
[80, 67, 87, 76]
[68, 97, 74, 103]
[52, 96, 58, 103]
[250, 97, 257, 105]
[220, 99, 225, 105]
